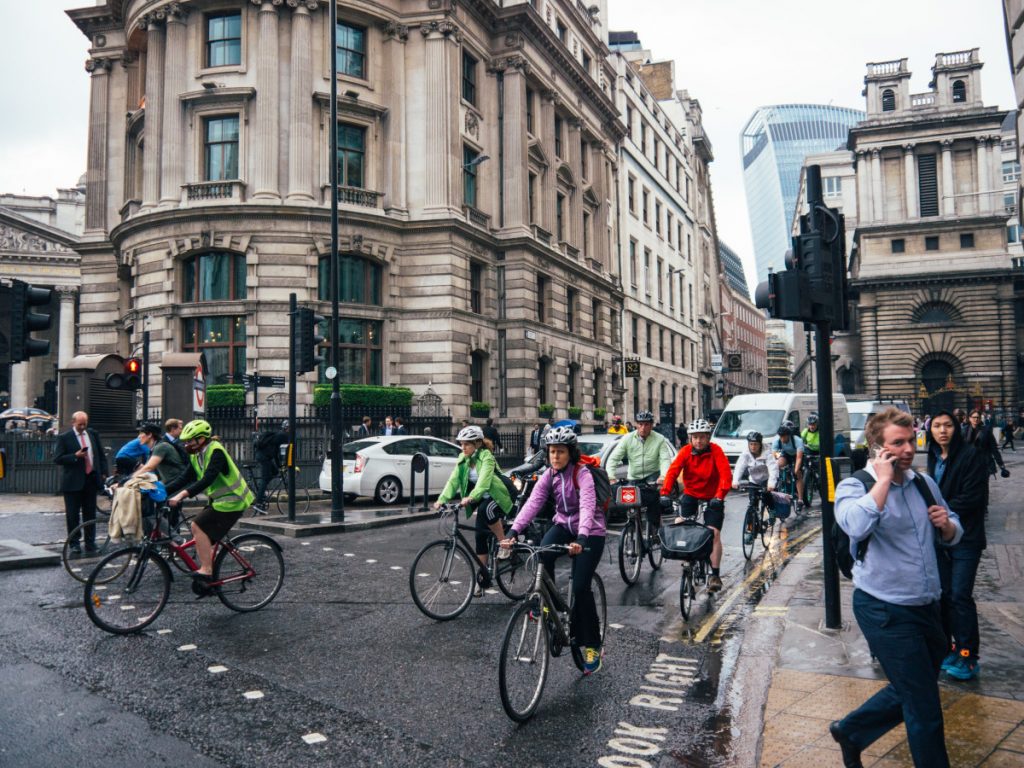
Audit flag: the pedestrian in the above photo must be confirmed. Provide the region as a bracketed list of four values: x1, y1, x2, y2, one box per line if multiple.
[357, 416, 372, 437]
[53, 411, 108, 554]
[676, 421, 688, 448]
[964, 409, 1009, 492]
[999, 418, 1016, 452]
[529, 422, 545, 454]
[832, 407, 962, 768]
[926, 410, 989, 682]
[607, 415, 628, 435]
[134, 422, 186, 485]
[113, 426, 157, 475]
[482, 417, 502, 454]
[952, 408, 967, 435]
[382, 416, 396, 436]
[253, 420, 290, 511]
[394, 416, 407, 435]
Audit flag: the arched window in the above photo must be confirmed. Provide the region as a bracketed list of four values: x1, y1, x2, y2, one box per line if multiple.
[881, 88, 896, 112]
[912, 301, 960, 325]
[317, 253, 382, 305]
[921, 359, 954, 394]
[952, 79, 966, 103]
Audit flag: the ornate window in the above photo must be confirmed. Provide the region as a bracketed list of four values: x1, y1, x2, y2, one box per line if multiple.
[206, 12, 241, 68]
[952, 79, 966, 103]
[463, 145, 479, 207]
[471, 352, 486, 403]
[183, 317, 246, 381]
[203, 116, 239, 181]
[182, 252, 246, 382]
[325, 319, 382, 385]
[317, 253, 382, 305]
[183, 251, 246, 302]
[336, 21, 366, 79]
[337, 123, 366, 188]
[912, 301, 959, 325]
[461, 50, 478, 105]
[881, 88, 896, 112]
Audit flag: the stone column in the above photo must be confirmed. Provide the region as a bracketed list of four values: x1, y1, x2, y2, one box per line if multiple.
[285, 1, 318, 202]
[84, 58, 112, 233]
[539, 91, 558, 235]
[989, 137, 1002, 210]
[421, 20, 457, 216]
[567, 119, 583, 248]
[250, 0, 281, 200]
[870, 149, 883, 223]
[593, 144, 610, 268]
[903, 144, 918, 219]
[940, 139, 955, 215]
[976, 136, 992, 213]
[57, 286, 78, 370]
[501, 57, 529, 233]
[855, 151, 871, 224]
[380, 20, 408, 214]
[858, 293, 879, 398]
[160, 4, 188, 205]
[141, 14, 165, 209]
[998, 284, 1018, 407]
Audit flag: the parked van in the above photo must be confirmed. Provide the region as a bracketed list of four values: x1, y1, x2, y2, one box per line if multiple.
[711, 392, 851, 464]
[847, 400, 911, 450]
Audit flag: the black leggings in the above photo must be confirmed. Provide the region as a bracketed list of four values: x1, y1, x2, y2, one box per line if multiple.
[539, 524, 605, 649]
[474, 498, 506, 555]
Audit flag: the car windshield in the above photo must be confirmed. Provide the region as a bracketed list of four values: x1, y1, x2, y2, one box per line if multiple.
[714, 410, 785, 439]
[342, 440, 375, 460]
[578, 441, 608, 457]
[850, 413, 870, 430]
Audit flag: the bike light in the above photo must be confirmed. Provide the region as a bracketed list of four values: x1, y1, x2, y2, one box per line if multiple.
[354, 454, 366, 473]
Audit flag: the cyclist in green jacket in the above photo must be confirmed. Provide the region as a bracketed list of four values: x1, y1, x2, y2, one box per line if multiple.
[606, 411, 675, 531]
[166, 419, 254, 593]
[435, 425, 514, 594]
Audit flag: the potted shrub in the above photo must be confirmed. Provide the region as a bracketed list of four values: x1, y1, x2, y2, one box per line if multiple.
[594, 407, 607, 420]
[567, 406, 583, 418]
[470, 401, 491, 418]
[538, 403, 555, 418]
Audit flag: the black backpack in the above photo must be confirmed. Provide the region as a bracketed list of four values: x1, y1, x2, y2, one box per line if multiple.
[832, 469, 938, 579]
[572, 461, 613, 513]
[496, 469, 519, 502]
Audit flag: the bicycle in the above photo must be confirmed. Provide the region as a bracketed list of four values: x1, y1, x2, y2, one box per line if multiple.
[660, 497, 715, 621]
[614, 477, 664, 585]
[408, 500, 543, 621]
[801, 453, 819, 508]
[497, 542, 607, 722]
[243, 462, 311, 516]
[83, 504, 285, 635]
[737, 483, 775, 561]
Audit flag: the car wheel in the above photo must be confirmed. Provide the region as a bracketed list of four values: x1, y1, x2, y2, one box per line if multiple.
[374, 476, 402, 505]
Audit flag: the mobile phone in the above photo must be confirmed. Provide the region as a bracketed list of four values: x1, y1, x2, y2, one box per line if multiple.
[871, 444, 897, 464]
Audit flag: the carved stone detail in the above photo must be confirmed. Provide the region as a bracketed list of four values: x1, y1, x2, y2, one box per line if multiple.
[286, 0, 320, 9]
[420, 19, 460, 40]
[383, 21, 409, 41]
[84, 57, 113, 74]
[464, 111, 479, 138]
[0, 224, 73, 254]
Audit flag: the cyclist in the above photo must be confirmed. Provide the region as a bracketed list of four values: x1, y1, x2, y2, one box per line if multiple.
[607, 415, 628, 435]
[165, 419, 255, 594]
[253, 420, 290, 512]
[113, 423, 160, 475]
[771, 421, 805, 511]
[132, 422, 186, 485]
[660, 419, 732, 592]
[434, 425, 514, 596]
[606, 410, 675, 532]
[500, 426, 606, 675]
[732, 431, 779, 544]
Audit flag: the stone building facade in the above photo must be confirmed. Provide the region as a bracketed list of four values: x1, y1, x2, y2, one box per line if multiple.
[68, 0, 626, 423]
[718, 240, 766, 398]
[845, 50, 1019, 414]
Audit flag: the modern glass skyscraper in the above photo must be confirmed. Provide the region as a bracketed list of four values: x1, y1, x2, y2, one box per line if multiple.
[741, 104, 864, 281]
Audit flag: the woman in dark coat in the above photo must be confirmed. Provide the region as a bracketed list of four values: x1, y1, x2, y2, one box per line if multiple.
[927, 410, 989, 681]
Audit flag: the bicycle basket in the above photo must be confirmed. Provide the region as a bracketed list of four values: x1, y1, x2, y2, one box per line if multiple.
[659, 520, 714, 561]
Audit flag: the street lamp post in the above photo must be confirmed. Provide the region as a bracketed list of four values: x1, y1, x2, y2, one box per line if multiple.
[328, 2, 344, 522]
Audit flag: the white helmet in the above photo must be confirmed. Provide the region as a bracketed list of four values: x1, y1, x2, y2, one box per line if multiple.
[544, 426, 578, 446]
[456, 425, 484, 443]
[688, 418, 713, 434]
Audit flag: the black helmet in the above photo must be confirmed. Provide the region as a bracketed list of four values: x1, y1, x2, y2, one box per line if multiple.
[635, 410, 655, 423]
[777, 421, 795, 437]
[807, 414, 819, 426]
[746, 431, 763, 443]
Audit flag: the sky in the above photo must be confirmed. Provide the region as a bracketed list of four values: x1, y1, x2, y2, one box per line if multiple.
[0, 1, 1016, 292]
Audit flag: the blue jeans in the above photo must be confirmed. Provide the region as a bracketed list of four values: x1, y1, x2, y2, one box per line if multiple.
[937, 545, 982, 658]
[839, 590, 949, 768]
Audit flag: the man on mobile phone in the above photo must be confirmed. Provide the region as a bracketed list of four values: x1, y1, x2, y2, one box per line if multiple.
[830, 408, 962, 768]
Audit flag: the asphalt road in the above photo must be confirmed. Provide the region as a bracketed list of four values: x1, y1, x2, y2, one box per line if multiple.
[0, 490, 820, 768]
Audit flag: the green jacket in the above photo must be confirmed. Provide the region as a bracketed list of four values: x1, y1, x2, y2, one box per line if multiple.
[801, 428, 821, 452]
[189, 440, 254, 513]
[438, 447, 512, 515]
[606, 429, 675, 481]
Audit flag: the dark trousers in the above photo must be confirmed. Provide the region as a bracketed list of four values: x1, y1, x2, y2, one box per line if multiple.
[64, 473, 99, 545]
[840, 589, 949, 768]
[538, 524, 605, 648]
[937, 545, 983, 659]
[640, 484, 661, 531]
[254, 460, 278, 506]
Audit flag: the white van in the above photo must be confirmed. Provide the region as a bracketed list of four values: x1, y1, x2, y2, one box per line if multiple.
[847, 400, 911, 450]
[711, 392, 851, 464]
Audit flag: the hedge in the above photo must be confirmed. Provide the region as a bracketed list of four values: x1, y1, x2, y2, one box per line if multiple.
[314, 384, 414, 408]
[206, 383, 246, 407]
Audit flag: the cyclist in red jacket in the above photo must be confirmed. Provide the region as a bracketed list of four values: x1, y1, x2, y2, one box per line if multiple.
[660, 419, 732, 592]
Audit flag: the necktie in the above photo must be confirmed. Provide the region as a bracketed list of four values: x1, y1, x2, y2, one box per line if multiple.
[79, 432, 93, 474]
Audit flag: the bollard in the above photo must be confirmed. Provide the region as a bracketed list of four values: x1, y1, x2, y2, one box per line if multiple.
[411, 452, 429, 513]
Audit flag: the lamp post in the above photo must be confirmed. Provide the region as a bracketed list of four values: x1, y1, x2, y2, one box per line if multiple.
[328, 2, 344, 522]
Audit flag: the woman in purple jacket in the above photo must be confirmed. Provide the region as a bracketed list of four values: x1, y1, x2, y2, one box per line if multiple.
[501, 426, 606, 675]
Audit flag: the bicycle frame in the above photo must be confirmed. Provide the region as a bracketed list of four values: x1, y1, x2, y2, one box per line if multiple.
[519, 546, 575, 647]
[435, 502, 519, 583]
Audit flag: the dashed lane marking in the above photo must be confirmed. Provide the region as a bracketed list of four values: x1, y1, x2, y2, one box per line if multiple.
[344, 553, 355, 557]
[243, 690, 264, 700]
[366, 559, 377, 564]
[302, 733, 327, 745]
[177, 644, 197, 652]
[322, 547, 334, 552]
[390, 566, 402, 571]
[157, 629, 172, 635]
[609, 623, 625, 629]
[208, 665, 229, 674]
[753, 606, 789, 617]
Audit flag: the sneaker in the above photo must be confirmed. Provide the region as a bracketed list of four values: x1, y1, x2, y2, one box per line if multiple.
[472, 584, 483, 598]
[946, 650, 979, 681]
[251, 504, 269, 516]
[708, 574, 723, 593]
[582, 646, 603, 676]
[68, 542, 82, 555]
[940, 647, 958, 673]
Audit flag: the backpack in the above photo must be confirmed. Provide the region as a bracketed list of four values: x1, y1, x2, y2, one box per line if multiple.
[496, 469, 519, 503]
[832, 469, 938, 579]
[572, 455, 613, 513]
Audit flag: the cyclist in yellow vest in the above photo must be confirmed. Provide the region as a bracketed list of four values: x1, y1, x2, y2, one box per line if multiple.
[166, 419, 255, 593]
[607, 415, 628, 435]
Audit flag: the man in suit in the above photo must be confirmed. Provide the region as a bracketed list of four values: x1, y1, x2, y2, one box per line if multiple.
[53, 411, 108, 553]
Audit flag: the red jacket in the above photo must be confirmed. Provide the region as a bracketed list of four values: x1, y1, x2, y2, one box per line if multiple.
[661, 444, 732, 500]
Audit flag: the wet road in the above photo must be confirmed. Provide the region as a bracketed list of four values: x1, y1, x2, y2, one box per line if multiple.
[0, 491, 820, 767]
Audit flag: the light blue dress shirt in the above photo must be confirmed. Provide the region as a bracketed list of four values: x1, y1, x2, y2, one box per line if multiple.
[835, 465, 962, 606]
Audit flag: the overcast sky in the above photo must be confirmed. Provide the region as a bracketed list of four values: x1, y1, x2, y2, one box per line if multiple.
[0, 1, 1016, 291]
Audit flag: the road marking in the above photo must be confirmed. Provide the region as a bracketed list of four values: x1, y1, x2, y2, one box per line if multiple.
[609, 622, 625, 629]
[157, 628, 172, 635]
[366, 559, 377, 564]
[208, 665, 229, 674]
[344, 553, 354, 557]
[691, 525, 820, 644]
[322, 547, 334, 552]
[177, 644, 197, 652]
[301, 542, 310, 546]
[302, 733, 327, 745]
[390, 566, 402, 571]
[753, 606, 789, 616]
[243, 690, 264, 700]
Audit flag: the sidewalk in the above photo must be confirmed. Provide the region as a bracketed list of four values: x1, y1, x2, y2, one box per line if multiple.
[749, 454, 1024, 767]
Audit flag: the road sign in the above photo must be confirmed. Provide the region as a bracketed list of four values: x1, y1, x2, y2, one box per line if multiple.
[624, 360, 641, 378]
[726, 352, 743, 370]
[711, 353, 723, 373]
[193, 364, 206, 415]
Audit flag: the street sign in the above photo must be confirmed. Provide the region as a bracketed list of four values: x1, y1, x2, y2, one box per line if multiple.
[624, 359, 641, 379]
[711, 353, 723, 373]
[726, 352, 743, 370]
[193, 364, 206, 415]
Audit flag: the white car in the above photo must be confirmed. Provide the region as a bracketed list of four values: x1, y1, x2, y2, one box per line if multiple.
[318, 435, 463, 505]
[523, 432, 628, 481]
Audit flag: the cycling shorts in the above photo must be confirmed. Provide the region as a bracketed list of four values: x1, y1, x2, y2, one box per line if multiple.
[678, 494, 724, 530]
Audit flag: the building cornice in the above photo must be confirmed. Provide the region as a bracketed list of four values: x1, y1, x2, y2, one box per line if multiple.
[854, 213, 1011, 239]
[851, 268, 1014, 291]
[848, 108, 1009, 149]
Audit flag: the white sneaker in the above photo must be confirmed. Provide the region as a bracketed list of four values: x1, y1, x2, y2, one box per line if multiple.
[472, 584, 483, 598]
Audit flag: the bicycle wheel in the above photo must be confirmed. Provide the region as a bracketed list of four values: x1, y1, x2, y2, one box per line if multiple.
[498, 600, 551, 723]
[84, 547, 171, 635]
[272, 476, 312, 516]
[618, 516, 642, 585]
[759, 500, 773, 549]
[409, 539, 476, 620]
[679, 565, 694, 620]
[62, 518, 130, 583]
[803, 470, 817, 508]
[495, 547, 537, 602]
[167, 513, 198, 573]
[741, 506, 756, 561]
[645, 518, 664, 570]
[214, 533, 285, 612]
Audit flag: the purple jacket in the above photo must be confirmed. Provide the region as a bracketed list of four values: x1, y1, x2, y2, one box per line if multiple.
[510, 462, 606, 543]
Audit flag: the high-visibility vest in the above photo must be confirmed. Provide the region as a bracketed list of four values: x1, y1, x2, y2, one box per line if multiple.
[190, 440, 254, 512]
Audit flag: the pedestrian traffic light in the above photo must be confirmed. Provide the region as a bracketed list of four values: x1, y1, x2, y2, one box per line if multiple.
[9, 280, 52, 363]
[294, 307, 326, 373]
[105, 357, 143, 390]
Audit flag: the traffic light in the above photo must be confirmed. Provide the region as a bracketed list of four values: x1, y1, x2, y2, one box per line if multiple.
[106, 357, 143, 390]
[9, 280, 52, 363]
[294, 307, 326, 373]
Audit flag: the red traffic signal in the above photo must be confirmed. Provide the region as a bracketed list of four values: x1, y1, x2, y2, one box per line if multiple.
[105, 357, 144, 390]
